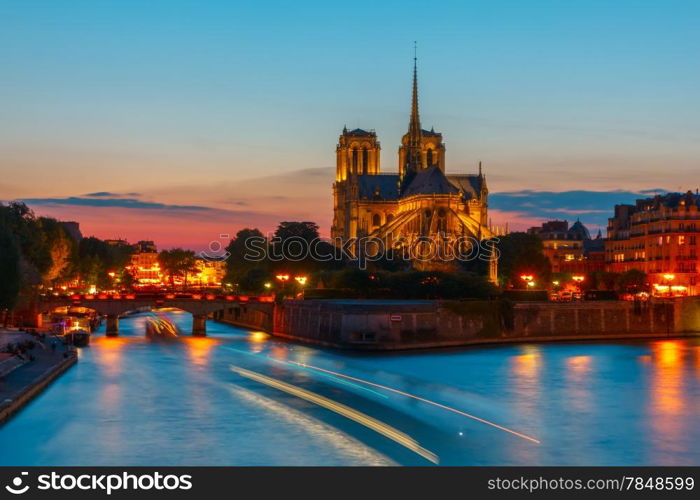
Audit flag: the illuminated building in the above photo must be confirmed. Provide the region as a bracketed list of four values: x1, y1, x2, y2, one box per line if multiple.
[193, 259, 225, 288]
[528, 220, 603, 273]
[128, 249, 162, 286]
[606, 191, 699, 296]
[331, 56, 495, 276]
[133, 240, 157, 253]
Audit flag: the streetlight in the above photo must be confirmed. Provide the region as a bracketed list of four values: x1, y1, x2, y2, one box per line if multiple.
[519, 274, 534, 289]
[294, 276, 308, 286]
[275, 274, 290, 283]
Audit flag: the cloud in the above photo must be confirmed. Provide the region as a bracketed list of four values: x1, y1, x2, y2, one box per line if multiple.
[22, 196, 213, 212]
[490, 189, 668, 231]
[84, 191, 141, 198]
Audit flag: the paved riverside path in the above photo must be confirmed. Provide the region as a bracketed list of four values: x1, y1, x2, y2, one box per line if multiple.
[0, 329, 77, 423]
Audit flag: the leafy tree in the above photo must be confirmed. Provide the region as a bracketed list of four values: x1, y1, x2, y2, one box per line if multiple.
[617, 269, 649, 294]
[38, 217, 75, 283]
[158, 249, 198, 289]
[0, 227, 21, 324]
[72, 237, 134, 289]
[274, 221, 319, 242]
[224, 228, 268, 287]
[494, 232, 551, 288]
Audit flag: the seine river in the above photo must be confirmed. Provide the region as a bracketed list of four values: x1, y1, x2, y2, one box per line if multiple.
[1, 311, 699, 466]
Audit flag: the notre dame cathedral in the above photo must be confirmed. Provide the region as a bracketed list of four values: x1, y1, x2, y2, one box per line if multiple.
[331, 56, 497, 277]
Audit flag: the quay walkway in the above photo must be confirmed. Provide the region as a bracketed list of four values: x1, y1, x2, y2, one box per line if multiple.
[0, 329, 77, 425]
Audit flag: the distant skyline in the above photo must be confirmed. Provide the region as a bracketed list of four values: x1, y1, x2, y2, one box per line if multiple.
[1, 1, 698, 248]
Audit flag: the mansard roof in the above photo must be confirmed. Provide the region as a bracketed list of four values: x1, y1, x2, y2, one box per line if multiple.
[635, 191, 700, 210]
[402, 166, 460, 197]
[357, 174, 400, 200]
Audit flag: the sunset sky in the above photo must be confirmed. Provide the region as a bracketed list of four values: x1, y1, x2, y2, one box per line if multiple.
[1, 1, 699, 249]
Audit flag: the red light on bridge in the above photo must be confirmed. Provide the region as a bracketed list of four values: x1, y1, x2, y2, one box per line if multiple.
[259, 296, 274, 302]
[97, 293, 108, 299]
[84, 294, 95, 300]
[125, 294, 136, 300]
[225, 295, 234, 301]
[191, 294, 202, 300]
[238, 296, 249, 302]
[205, 294, 216, 300]
[165, 294, 175, 299]
[111, 294, 121, 300]
[70, 294, 80, 300]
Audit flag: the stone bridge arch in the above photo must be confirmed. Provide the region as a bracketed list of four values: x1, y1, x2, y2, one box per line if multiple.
[38, 296, 275, 337]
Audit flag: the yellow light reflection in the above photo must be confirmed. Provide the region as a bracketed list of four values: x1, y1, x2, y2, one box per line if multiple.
[92, 336, 128, 378]
[650, 340, 684, 415]
[181, 336, 218, 367]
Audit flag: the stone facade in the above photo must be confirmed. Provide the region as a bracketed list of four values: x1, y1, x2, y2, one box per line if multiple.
[331, 58, 494, 274]
[606, 192, 700, 295]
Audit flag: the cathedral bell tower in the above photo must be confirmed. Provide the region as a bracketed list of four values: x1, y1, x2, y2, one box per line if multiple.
[335, 127, 381, 181]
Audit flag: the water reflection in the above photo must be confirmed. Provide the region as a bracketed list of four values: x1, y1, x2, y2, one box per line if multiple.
[0, 312, 699, 466]
[181, 337, 218, 368]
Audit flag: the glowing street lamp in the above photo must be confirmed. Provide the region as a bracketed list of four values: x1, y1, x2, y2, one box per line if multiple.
[275, 274, 290, 282]
[264, 282, 272, 289]
[663, 273, 675, 281]
[294, 276, 308, 286]
[572, 275, 585, 283]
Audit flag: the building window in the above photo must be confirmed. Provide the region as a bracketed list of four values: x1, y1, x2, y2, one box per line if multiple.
[679, 235, 686, 245]
[372, 213, 381, 227]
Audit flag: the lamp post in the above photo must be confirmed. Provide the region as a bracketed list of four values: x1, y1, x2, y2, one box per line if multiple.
[519, 274, 534, 290]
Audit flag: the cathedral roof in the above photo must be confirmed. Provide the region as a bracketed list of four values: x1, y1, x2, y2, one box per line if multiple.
[446, 174, 484, 200]
[402, 166, 460, 197]
[357, 174, 400, 200]
[421, 128, 441, 137]
[345, 128, 376, 137]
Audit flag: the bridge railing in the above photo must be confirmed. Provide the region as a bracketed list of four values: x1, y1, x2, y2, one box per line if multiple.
[41, 293, 275, 303]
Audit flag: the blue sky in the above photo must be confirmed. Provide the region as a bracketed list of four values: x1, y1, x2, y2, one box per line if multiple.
[1, 1, 698, 247]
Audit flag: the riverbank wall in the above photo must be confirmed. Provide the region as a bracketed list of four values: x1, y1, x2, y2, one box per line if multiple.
[0, 332, 78, 424]
[216, 297, 700, 350]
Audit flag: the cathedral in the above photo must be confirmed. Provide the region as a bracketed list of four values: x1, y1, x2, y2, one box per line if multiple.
[331, 57, 496, 276]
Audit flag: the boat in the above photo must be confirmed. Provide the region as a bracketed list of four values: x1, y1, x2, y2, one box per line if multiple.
[145, 315, 179, 340]
[65, 329, 90, 347]
[52, 316, 92, 347]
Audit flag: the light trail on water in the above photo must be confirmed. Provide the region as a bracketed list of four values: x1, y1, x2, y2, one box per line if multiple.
[230, 365, 439, 464]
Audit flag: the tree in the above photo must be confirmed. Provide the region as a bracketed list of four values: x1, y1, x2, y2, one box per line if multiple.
[0, 228, 21, 325]
[224, 228, 268, 287]
[617, 269, 649, 294]
[274, 221, 319, 242]
[38, 217, 75, 284]
[494, 232, 551, 288]
[158, 249, 198, 289]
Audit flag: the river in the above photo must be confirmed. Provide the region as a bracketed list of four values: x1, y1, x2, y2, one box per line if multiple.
[1, 310, 699, 466]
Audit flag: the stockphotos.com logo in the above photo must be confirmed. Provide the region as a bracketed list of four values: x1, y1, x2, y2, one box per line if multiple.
[5, 472, 30, 495]
[4, 471, 193, 495]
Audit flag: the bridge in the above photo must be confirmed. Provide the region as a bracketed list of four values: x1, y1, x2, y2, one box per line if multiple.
[39, 293, 274, 336]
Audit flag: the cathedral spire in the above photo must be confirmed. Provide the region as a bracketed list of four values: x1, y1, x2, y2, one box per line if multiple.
[404, 42, 423, 176]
